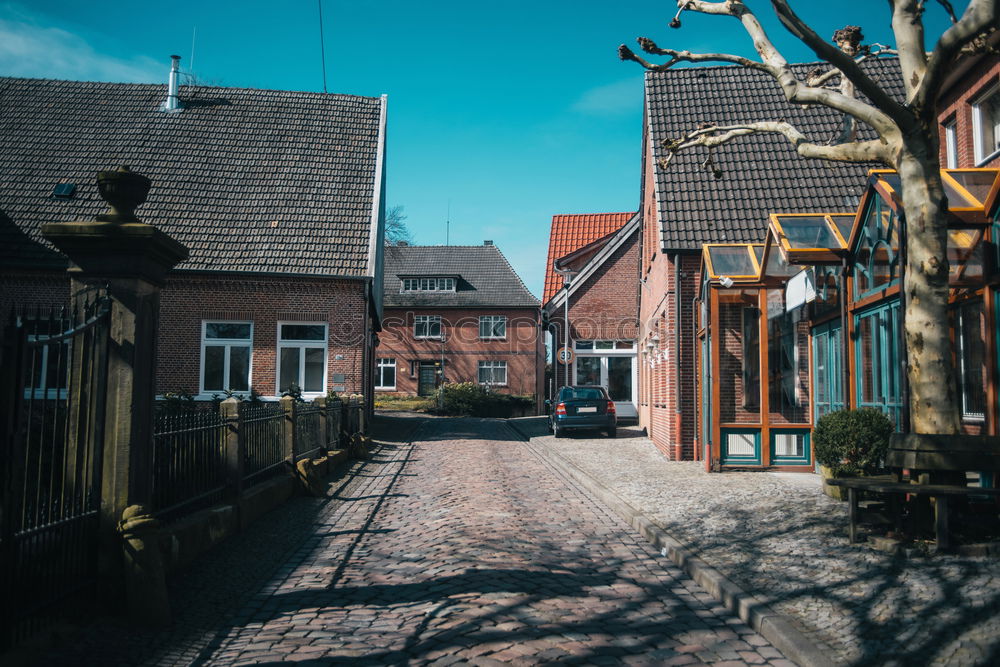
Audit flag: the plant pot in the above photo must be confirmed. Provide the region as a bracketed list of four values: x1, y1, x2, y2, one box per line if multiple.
[820, 464, 848, 501]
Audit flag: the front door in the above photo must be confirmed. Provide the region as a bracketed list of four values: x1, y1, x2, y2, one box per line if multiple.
[418, 363, 438, 396]
[574, 354, 637, 418]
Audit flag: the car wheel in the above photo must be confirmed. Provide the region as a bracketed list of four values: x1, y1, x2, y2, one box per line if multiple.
[606, 427, 616, 438]
[554, 425, 565, 438]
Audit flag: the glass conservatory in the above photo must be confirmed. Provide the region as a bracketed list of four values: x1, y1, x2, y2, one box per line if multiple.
[696, 168, 1000, 471]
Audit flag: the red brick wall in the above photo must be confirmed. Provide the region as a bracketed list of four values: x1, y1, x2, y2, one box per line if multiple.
[158, 274, 370, 399]
[638, 248, 701, 461]
[2, 270, 372, 400]
[378, 307, 540, 397]
[938, 55, 1000, 168]
[546, 227, 640, 391]
[0, 271, 70, 323]
[566, 228, 640, 341]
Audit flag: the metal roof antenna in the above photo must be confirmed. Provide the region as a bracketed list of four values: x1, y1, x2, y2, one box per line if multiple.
[161, 55, 183, 112]
[446, 199, 451, 246]
[317, 0, 328, 93]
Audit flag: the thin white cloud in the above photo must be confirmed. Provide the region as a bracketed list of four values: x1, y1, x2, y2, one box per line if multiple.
[0, 16, 162, 83]
[571, 77, 643, 116]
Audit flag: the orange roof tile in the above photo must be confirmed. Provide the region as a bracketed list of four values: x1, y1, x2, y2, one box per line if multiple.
[543, 212, 635, 305]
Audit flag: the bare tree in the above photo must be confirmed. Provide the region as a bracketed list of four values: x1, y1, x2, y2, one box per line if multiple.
[621, 0, 997, 435]
[384, 205, 414, 246]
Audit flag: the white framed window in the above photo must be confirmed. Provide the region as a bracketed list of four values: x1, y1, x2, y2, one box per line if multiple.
[376, 358, 396, 390]
[401, 277, 456, 292]
[414, 315, 442, 339]
[478, 360, 507, 385]
[201, 321, 253, 394]
[479, 315, 507, 339]
[944, 118, 958, 168]
[972, 82, 1000, 165]
[277, 322, 327, 396]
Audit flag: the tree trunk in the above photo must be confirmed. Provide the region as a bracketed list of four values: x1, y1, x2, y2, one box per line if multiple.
[897, 139, 961, 435]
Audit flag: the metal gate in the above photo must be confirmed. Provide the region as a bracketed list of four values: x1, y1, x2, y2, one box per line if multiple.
[0, 293, 111, 650]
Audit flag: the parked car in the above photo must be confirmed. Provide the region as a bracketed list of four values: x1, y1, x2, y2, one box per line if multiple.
[546, 385, 616, 438]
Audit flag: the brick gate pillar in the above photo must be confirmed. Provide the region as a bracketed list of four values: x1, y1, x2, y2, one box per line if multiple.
[41, 167, 188, 610]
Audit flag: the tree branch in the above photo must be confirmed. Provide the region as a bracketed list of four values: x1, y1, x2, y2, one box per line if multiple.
[889, 0, 929, 101]
[915, 0, 999, 112]
[628, 1, 900, 137]
[769, 0, 913, 130]
[658, 121, 892, 169]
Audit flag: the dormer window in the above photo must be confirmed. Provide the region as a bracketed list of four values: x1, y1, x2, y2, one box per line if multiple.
[401, 277, 456, 292]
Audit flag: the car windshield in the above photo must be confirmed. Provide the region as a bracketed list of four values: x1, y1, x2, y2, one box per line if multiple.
[560, 387, 605, 400]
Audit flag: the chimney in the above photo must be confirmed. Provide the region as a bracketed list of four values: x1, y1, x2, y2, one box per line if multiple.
[162, 55, 182, 112]
[483, 240, 493, 246]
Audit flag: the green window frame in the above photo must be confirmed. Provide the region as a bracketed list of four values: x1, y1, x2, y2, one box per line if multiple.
[854, 300, 903, 429]
[811, 321, 845, 422]
[721, 428, 761, 466]
[770, 429, 811, 466]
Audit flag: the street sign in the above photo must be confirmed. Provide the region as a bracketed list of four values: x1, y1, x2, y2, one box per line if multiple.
[557, 347, 574, 365]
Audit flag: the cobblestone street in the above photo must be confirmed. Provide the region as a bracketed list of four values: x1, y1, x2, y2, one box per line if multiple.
[38, 414, 788, 666]
[513, 419, 1000, 667]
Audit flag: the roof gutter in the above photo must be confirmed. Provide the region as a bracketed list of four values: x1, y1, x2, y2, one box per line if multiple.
[169, 268, 374, 281]
[366, 94, 388, 278]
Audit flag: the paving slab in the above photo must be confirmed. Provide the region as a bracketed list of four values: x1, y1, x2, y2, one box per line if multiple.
[508, 417, 1000, 667]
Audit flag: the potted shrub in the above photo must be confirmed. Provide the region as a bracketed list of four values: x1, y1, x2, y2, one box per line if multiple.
[813, 408, 894, 500]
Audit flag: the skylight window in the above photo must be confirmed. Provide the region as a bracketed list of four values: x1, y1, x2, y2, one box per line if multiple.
[52, 183, 76, 199]
[401, 277, 456, 292]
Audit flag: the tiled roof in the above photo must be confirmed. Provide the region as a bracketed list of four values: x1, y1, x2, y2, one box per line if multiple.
[0, 77, 384, 276]
[646, 57, 905, 250]
[383, 245, 539, 309]
[543, 212, 635, 304]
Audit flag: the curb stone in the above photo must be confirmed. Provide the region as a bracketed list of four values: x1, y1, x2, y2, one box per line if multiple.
[504, 419, 837, 667]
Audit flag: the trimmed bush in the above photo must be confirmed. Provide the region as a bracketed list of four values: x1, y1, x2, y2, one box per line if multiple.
[813, 408, 894, 477]
[435, 382, 533, 417]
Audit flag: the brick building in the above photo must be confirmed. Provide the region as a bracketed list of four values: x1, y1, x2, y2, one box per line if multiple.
[542, 212, 639, 419]
[0, 69, 387, 405]
[638, 58, 904, 460]
[937, 46, 1000, 170]
[377, 243, 542, 402]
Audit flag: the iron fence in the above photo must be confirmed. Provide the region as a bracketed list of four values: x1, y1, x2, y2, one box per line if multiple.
[151, 409, 227, 521]
[294, 403, 324, 460]
[241, 402, 286, 483]
[1, 295, 110, 650]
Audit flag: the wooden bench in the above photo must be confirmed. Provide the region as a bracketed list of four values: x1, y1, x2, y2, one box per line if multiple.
[826, 434, 1000, 550]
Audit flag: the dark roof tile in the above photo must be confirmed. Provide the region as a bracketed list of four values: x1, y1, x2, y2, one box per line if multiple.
[0, 77, 383, 276]
[646, 58, 904, 250]
[383, 245, 539, 309]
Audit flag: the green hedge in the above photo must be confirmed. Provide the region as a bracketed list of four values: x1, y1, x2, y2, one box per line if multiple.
[813, 408, 894, 476]
[434, 382, 533, 417]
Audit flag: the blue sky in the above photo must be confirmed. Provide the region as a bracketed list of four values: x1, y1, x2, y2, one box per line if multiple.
[1, 1, 963, 297]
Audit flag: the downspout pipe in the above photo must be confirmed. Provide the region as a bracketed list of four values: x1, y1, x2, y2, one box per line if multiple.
[674, 254, 683, 461]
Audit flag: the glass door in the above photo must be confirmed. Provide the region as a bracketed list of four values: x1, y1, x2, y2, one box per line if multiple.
[574, 354, 637, 418]
[811, 321, 844, 422]
[854, 299, 902, 429]
[607, 357, 636, 418]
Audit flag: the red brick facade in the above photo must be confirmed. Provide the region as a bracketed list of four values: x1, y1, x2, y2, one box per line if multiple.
[2, 270, 375, 401]
[545, 225, 639, 394]
[937, 54, 1000, 169]
[376, 307, 542, 398]
[635, 120, 702, 460]
[157, 274, 372, 399]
